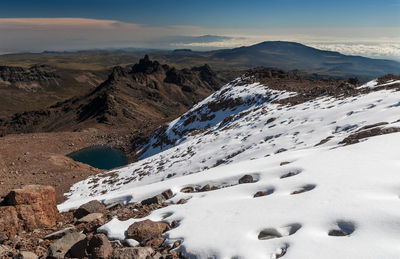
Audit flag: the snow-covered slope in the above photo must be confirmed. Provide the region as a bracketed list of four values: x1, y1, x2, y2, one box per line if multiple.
[60, 75, 400, 259]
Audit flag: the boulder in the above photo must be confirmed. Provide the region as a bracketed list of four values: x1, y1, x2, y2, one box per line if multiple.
[2, 185, 59, 231]
[141, 189, 173, 206]
[47, 230, 86, 258]
[74, 200, 106, 219]
[67, 237, 89, 258]
[87, 234, 112, 259]
[111, 247, 154, 259]
[126, 220, 169, 242]
[140, 194, 165, 206]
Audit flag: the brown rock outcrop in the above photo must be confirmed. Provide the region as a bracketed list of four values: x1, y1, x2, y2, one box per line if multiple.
[0, 185, 59, 233]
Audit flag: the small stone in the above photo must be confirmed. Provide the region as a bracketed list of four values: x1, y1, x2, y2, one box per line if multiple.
[161, 189, 173, 199]
[253, 191, 268, 198]
[111, 247, 154, 259]
[44, 227, 76, 240]
[276, 148, 287, 153]
[328, 229, 349, 236]
[105, 202, 124, 210]
[172, 240, 181, 249]
[152, 252, 163, 259]
[180, 187, 195, 193]
[171, 220, 179, 228]
[280, 161, 290, 166]
[145, 236, 165, 248]
[0, 244, 13, 258]
[0, 232, 8, 244]
[176, 199, 187, 205]
[238, 175, 254, 184]
[76, 213, 104, 224]
[199, 184, 211, 192]
[123, 239, 139, 247]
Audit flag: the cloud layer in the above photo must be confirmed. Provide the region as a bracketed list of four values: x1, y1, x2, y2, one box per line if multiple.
[0, 18, 399, 61]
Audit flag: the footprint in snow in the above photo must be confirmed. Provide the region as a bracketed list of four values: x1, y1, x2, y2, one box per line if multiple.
[258, 223, 302, 240]
[253, 187, 275, 198]
[179, 174, 259, 194]
[290, 184, 316, 195]
[280, 169, 302, 179]
[328, 220, 356, 237]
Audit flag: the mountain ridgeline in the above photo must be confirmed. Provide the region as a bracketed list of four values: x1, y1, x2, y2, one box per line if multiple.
[0, 41, 398, 81]
[208, 41, 400, 79]
[0, 56, 228, 135]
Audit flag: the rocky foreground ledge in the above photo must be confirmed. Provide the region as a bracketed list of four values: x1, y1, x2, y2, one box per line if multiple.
[0, 185, 183, 258]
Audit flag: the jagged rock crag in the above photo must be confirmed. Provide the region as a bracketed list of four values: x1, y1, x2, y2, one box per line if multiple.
[0, 55, 227, 135]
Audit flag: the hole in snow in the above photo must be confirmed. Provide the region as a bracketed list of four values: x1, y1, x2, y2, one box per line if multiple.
[258, 223, 302, 240]
[280, 161, 291, 166]
[284, 223, 302, 235]
[161, 212, 174, 219]
[291, 184, 316, 194]
[280, 169, 302, 179]
[253, 187, 275, 198]
[180, 174, 260, 195]
[328, 220, 356, 237]
[258, 228, 282, 240]
[238, 174, 258, 184]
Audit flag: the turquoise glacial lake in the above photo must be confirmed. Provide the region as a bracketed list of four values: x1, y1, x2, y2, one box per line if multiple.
[68, 146, 128, 170]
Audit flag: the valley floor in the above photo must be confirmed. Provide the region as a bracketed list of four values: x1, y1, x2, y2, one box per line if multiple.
[0, 127, 138, 202]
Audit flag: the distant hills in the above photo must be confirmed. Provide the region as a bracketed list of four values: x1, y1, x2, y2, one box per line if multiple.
[207, 41, 400, 79]
[0, 56, 228, 135]
[0, 41, 399, 81]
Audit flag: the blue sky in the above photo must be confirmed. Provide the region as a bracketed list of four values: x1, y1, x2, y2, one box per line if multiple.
[0, 0, 399, 59]
[1, 0, 399, 27]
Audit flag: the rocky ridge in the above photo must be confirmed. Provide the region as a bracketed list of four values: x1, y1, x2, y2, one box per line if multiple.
[0, 55, 227, 136]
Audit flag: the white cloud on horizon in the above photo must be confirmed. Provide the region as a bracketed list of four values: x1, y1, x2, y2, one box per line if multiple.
[0, 18, 399, 61]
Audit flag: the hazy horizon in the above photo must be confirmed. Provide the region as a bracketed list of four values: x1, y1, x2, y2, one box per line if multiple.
[0, 0, 399, 60]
